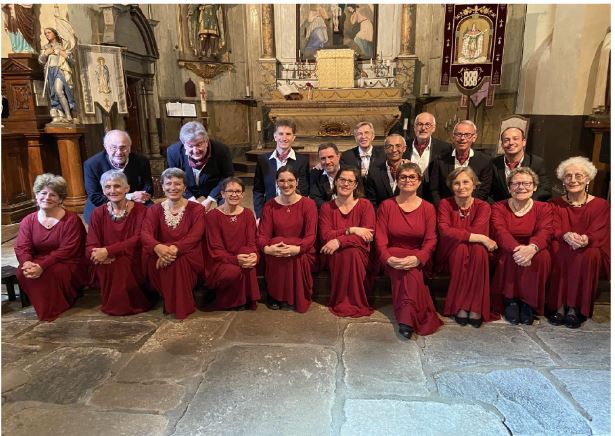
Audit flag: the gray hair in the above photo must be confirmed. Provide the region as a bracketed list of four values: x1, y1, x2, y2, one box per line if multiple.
[103, 129, 132, 147]
[100, 169, 129, 189]
[384, 133, 406, 148]
[33, 173, 68, 200]
[453, 120, 477, 133]
[414, 112, 436, 126]
[555, 156, 598, 182]
[179, 121, 208, 145]
[161, 167, 187, 185]
[506, 167, 539, 187]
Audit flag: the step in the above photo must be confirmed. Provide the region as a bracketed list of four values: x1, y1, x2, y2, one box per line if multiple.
[234, 172, 254, 185]
[245, 149, 273, 162]
[233, 159, 256, 173]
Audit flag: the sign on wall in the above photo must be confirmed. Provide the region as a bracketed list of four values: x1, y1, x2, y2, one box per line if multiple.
[440, 4, 507, 94]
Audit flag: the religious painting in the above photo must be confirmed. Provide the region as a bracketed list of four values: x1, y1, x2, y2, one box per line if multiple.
[76, 44, 127, 114]
[440, 4, 507, 94]
[177, 4, 228, 61]
[296, 4, 378, 60]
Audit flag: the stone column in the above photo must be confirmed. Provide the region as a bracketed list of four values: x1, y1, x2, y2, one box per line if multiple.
[399, 4, 415, 55]
[396, 4, 418, 97]
[142, 76, 160, 157]
[261, 4, 275, 59]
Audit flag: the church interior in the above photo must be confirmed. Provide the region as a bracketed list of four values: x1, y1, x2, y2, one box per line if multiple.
[1, 4, 611, 435]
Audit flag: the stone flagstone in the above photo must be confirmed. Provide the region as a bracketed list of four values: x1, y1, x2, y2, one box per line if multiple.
[89, 382, 186, 413]
[535, 327, 610, 367]
[1, 319, 39, 339]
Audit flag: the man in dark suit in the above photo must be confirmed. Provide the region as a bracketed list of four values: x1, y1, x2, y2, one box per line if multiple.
[402, 112, 452, 202]
[490, 127, 551, 202]
[166, 121, 234, 211]
[365, 134, 407, 209]
[83, 129, 153, 224]
[430, 120, 493, 207]
[253, 119, 309, 219]
[340, 121, 385, 178]
[309, 142, 341, 208]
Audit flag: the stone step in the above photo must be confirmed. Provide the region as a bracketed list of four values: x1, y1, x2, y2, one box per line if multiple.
[245, 149, 271, 162]
[233, 160, 256, 173]
[234, 172, 254, 186]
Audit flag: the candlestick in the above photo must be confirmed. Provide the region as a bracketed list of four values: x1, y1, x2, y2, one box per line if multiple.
[199, 81, 207, 113]
[245, 86, 250, 97]
[422, 84, 430, 95]
[257, 121, 262, 132]
[403, 118, 408, 130]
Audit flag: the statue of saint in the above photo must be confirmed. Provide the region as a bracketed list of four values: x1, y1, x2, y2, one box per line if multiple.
[38, 27, 76, 123]
[2, 4, 36, 53]
[95, 57, 111, 95]
[188, 4, 226, 59]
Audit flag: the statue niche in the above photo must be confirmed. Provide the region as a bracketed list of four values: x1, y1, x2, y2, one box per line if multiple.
[184, 4, 227, 61]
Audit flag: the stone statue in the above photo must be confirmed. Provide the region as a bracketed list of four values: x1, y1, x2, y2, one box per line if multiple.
[2, 4, 36, 53]
[592, 27, 610, 114]
[38, 27, 76, 123]
[188, 4, 226, 59]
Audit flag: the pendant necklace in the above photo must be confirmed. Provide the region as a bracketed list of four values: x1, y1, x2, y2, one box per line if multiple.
[107, 201, 128, 222]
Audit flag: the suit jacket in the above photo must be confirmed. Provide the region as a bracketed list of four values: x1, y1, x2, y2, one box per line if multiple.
[83, 151, 153, 224]
[252, 151, 309, 218]
[364, 161, 399, 210]
[309, 168, 334, 208]
[490, 153, 551, 202]
[402, 137, 453, 202]
[166, 139, 234, 202]
[430, 149, 493, 207]
[340, 145, 386, 177]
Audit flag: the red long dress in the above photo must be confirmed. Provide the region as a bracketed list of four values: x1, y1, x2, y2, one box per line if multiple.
[547, 197, 610, 318]
[437, 197, 497, 321]
[375, 198, 442, 335]
[86, 203, 151, 316]
[15, 211, 86, 321]
[319, 198, 375, 317]
[256, 197, 317, 313]
[204, 208, 260, 310]
[142, 202, 205, 319]
[490, 200, 553, 315]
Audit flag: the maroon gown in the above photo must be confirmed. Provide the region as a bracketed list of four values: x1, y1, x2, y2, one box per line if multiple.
[490, 200, 553, 315]
[256, 196, 317, 313]
[437, 197, 497, 321]
[142, 202, 205, 319]
[14, 211, 86, 321]
[319, 198, 375, 317]
[86, 203, 151, 316]
[375, 198, 442, 335]
[204, 208, 260, 310]
[547, 197, 610, 318]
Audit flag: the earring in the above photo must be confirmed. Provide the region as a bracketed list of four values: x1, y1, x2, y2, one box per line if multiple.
[585, 183, 590, 193]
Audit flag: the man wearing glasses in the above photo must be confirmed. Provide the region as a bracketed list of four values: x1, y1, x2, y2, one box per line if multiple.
[364, 133, 407, 209]
[429, 120, 493, 207]
[83, 129, 153, 223]
[490, 127, 551, 201]
[340, 121, 385, 178]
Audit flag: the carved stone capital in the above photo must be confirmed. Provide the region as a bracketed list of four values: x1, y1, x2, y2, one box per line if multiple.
[178, 61, 233, 83]
[261, 4, 275, 58]
[395, 55, 418, 98]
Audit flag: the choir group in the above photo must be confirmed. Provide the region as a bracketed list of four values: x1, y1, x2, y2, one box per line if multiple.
[14, 118, 610, 340]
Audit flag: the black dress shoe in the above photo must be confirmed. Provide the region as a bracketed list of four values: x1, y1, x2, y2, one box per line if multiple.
[266, 297, 281, 310]
[454, 315, 469, 326]
[565, 313, 581, 329]
[519, 302, 534, 325]
[468, 317, 483, 328]
[504, 300, 520, 325]
[398, 323, 413, 339]
[548, 312, 565, 326]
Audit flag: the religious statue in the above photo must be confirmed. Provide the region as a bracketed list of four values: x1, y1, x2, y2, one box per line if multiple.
[461, 23, 485, 62]
[592, 27, 610, 114]
[38, 27, 76, 123]
[2, 4, 36, 53]
[95, 57, 111, 94]
[188, 4, 226, 59]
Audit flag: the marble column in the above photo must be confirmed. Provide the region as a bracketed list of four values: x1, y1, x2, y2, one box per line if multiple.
[261, 4, 275, 59]
[396, 4, 418, 97]
[399, 5, 416, 55]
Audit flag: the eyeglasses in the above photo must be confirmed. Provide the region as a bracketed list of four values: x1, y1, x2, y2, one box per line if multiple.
[563, 173, 587, 182]
[223, 190, 243, 196]
[453, 132, 475, 139]
[509, 181, 534, 189]
[415, 122, 434, 129]
[277, 179, 296, 186]
[385, 143, 405, 150]
[337, 177, 357, 185]
[399, 174, 420, 182]
[106, 145, 129, 153]
[184, 140, 208, 149]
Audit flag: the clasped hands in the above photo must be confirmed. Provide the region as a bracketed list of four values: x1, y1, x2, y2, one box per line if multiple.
[563, 232, 588, 250]
[387, 255, 420, 270]
[512, 245, 536, 267]
[131, 191, 151, 203]
[265, 242, 300, 258]
[90, 247, 115, 265]
[154, 244, 178, 269]
[237, 253, 258, 269]
[321, 227, 374, 255]
[21, 261, 43, 279]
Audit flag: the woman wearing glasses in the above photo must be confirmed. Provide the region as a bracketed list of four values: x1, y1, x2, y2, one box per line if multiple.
[546, 157, 610, 328]
[257, 165, 318, 312]
[437, 167, 498, 328]
[319, 166, 375, 317]
[491, 167, 553, 326]
[375, 162, 442, 339]
[204, 177, 260, 310]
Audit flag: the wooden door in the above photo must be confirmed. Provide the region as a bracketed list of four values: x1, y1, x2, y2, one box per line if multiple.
[124, 77, 143, 154]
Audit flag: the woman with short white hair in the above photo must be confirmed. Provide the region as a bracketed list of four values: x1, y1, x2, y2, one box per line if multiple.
[547, 156, 610, 328]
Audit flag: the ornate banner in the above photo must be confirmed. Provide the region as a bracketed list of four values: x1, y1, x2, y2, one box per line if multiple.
[440, 4, 507, 94]
[76, 44, 127, 114]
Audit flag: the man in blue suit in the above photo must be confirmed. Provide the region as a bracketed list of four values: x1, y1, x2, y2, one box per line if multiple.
[253, 119, 309, 219]
[83, 129, 153, 223]
[166, 121, 234, 211]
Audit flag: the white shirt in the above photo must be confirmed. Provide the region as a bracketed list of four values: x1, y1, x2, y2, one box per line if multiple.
[269, 148, 297, 195]
[504, 153, 525, 180]
[359, 146, 373, 176]
[322, 169, 335, 190]
[452, 148, 475, 169]
[410, 137, 432, 175]
[386, 163, 397, 192]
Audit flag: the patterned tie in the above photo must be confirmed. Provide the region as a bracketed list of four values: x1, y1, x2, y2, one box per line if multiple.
[388, 161, 398, 180]
[414, 143, 428, 156]
[277, 149, 290, 163]
[505, 158, 521, 171]
[456, 151, 470, 166]
[360, 154, 371, 176]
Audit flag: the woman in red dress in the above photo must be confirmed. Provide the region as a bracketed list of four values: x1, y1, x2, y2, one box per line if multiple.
[491, 167, 553, 325]
[15, 174, 86, 321]
[142, 168, 205, 319]
[257, 165, 317, 312]
[86, 169, 151, 315]
[437, 167, 498, 327]
[547, 156, 610, 328]
[375, 162, 442, 339]
[204, 177, 260, 310]
[320, 166, 375, 317]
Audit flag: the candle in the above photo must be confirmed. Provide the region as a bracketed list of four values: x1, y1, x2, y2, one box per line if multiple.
[298, 50, 301, 59]
[245, 86, 250, 97]
[422, 84, 430, 95]
[403, 118, 408, 130]
[199, 81, 207, 113]
[257, 121, 262, 132]
[370, 58, 373, 66]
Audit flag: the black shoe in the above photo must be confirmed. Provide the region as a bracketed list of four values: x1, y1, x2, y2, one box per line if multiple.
[454, 315, 469, 326]
[565, 313, 581, 329]
[468, 317, 483, 328]
[266, 297, 281, 310]
[519, 302, 534, 325]
[504, 300, 520, 325]
[548, 312, 565, 326]
[398, 323, 413, 339]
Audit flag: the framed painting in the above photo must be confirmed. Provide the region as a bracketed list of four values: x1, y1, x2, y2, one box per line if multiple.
[296, 4, 378, 61]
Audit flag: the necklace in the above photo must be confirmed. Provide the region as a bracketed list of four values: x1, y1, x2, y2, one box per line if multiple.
[107, 201, 128, 222]
[565, 191, 588, 208]
[510, 199, 533, 216]
[459, 205, 471, 219]
[162, 200, 186, 229]
[38, 210, 60, 229]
